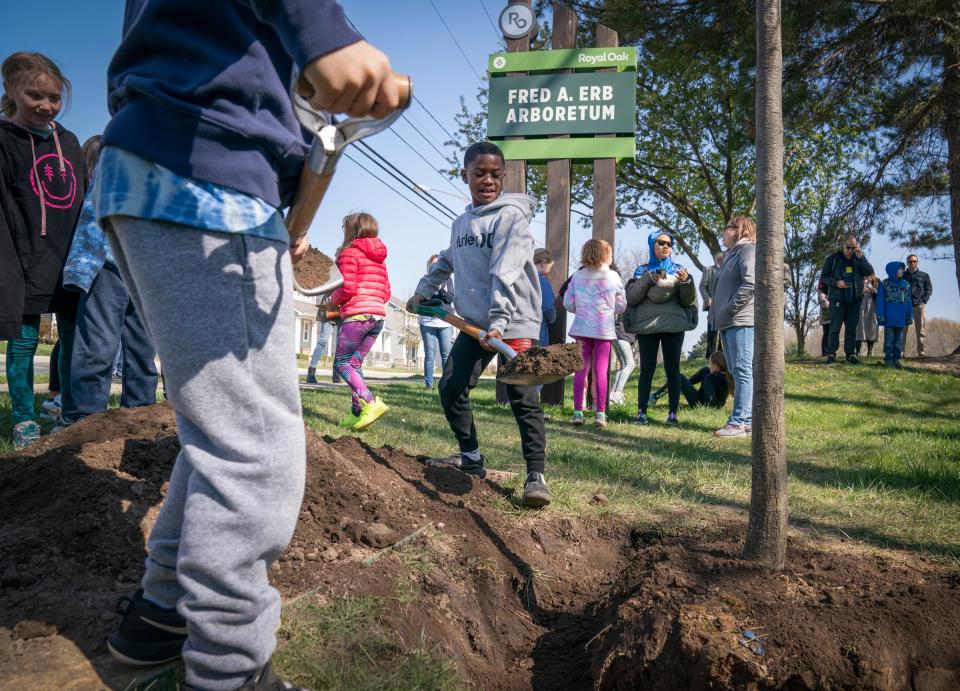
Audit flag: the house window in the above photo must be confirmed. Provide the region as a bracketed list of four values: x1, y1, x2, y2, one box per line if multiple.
[302, 321, 311, 343]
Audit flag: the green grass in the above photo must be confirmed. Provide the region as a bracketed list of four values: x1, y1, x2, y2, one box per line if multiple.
[0, 342, 54, 356]
[123, 595, 460, 691]
[301, 357, 960, 556]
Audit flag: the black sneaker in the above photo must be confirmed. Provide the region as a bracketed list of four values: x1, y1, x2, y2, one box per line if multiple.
[666, 412, 679, 426]
[426, 453, 486, 477]
[635, 411, 649, 426]
[846, 355, 860, 365]
[826, 354, 836, 363]
[894, 360, 903, 369]
[236, 660, 307, 690]
[521, 472, 551, 508]
[108, 590, 187, 666]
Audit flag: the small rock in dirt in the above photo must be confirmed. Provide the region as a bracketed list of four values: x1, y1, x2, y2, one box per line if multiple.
[436, 522, 445, 530]
[591, 493, 609, 505]
[305, 552, 319, 561]
[13, 620, 57, 640]
[361, 523, 399, 548]
[321, 547, 339, 562]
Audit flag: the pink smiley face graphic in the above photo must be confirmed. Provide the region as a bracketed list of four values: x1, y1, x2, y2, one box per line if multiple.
[29, 153, 77, 209]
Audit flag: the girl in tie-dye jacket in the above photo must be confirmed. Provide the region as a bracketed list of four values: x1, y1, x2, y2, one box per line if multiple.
[563, 239, 626, 427]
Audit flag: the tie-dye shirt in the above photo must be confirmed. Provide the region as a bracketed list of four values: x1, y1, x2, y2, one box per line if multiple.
[92, 145, 287, 244]
[562, 266, 626, 340]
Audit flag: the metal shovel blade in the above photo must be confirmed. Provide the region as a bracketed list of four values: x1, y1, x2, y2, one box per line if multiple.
[294, 263, 344, 296]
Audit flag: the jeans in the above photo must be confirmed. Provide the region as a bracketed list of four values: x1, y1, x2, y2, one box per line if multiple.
[611, 339, 635, 395]
[420, 324, 452, 388]
[883, 326, 905, 362]
[6, 311, 75, 426]
[636, 332, 684, 414]
[63, 262, 158, 424]
[827, 300, 860, 357]
[720, 326, 754, 426]
[308, 320, 333, 369]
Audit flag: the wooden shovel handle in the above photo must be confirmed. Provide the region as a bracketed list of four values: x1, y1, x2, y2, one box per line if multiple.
[296, 73, 412, 109]
[440, 312, 485, 341]
[286, 168, 334, 239]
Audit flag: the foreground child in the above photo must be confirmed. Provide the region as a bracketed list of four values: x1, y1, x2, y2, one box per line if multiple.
[563, 239, 626, 427]
[330, 212, 391, 429]
[99, 2, 402, 688]
[408, 141, 549, 508]
[876, 261, 912, 369]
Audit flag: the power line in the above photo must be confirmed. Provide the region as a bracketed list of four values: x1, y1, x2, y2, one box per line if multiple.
[343, 151, 452, 229]
[353, 141, 459, 219]
[478, 0, 503, 42]
[424, 0, 485, 84]
[413, 95, 458, 143]
[401, 113, 453, 162]
[389, 125, 465, 200]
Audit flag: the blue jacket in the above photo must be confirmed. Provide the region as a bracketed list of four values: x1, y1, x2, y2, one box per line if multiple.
[876, 262, 913, 328]
[103, 0, 362, 208]
[538, 273, 556, 344]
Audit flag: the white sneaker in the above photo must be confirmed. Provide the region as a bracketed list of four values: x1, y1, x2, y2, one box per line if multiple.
[40, 395, 62, 421]
[609, 391, 625, 405]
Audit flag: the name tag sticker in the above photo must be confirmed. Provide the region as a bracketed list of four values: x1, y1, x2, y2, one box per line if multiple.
[845, 267, 853, 273]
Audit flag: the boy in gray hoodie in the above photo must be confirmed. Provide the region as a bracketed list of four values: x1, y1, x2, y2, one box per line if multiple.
[408, 141, 549, 507]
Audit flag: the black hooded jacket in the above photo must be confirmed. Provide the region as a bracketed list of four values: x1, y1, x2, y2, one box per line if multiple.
[0, 119, 85, 338]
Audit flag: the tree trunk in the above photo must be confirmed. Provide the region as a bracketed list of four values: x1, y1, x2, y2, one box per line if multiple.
[794, 323, 806, 357]
[744, 0, 788, 569]
[944, 11, 960, 308]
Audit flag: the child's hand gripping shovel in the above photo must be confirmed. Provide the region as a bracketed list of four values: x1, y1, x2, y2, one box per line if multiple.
[415, 300, 583, 386]
[287, 72, 412, 295]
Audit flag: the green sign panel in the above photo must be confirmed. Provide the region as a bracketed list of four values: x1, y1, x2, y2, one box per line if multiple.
[497, 137, 635, 164]
[488, 47, 637, 74]
[487, 72, 635, 138]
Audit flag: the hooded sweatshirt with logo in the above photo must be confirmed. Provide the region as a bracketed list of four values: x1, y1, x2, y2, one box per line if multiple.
[0, 119, 86, 339]
[876, 261, 913, 328]
[330, 237, 391, 318]
[415, 193, 542, 340]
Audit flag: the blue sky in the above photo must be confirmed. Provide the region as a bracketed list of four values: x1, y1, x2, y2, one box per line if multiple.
[1, 1, 955, 348]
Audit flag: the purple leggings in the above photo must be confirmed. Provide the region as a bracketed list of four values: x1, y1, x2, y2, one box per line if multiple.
[333, 317, 384, 414]
[573, 337, 612, 412]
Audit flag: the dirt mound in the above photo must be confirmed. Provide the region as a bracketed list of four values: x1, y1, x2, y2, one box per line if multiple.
[499, 342, 584, 382]
[590, 539, 960, 690]
[292, 247, 334, 291]
[2, 405, 960, 690]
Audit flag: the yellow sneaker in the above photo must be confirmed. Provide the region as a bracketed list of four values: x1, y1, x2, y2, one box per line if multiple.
[340, 410, 362, 429]
[353, 396, 389, 430]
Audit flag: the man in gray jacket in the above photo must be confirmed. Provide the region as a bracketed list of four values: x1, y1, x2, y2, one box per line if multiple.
[819, 234, 875, 364]
[904, 254, 932, 357]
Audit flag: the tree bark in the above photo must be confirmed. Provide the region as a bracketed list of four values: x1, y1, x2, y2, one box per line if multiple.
[944, 10, 960, 308]
[744, 0, 788, 569]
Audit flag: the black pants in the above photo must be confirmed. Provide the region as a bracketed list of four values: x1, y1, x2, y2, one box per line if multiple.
[820, 328, 829, 357]
[827, 300, 860, 357]
[439, 333, 545, 474]
[705, 327, 719, 357]
[636, 332, 684, 413]
[654, 374, 705, 408]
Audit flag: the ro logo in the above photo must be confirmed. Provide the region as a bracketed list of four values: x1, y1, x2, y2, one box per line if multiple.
[498, 3, 537, 40]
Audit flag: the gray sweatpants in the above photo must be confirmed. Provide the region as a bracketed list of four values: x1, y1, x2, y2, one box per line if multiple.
[106, 218, 305, 690]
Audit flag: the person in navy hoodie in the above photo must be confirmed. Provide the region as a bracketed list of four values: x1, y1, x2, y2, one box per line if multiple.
[98, 3, 403, 689]
[875, 261, 913, 369]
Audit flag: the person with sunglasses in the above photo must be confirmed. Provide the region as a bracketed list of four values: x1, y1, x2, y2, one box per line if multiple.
[624, 231, 698, 426]
[819, 234, 875, 364]
[903, 254, 932, 357]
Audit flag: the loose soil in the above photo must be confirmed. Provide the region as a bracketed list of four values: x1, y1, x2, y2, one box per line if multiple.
[499, 343, 585, 382]
[292, 248, 334, 291]
[2, 405, 959, 690]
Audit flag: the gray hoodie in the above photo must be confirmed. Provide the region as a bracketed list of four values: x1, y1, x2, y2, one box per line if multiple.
[415, 193, 542, 339]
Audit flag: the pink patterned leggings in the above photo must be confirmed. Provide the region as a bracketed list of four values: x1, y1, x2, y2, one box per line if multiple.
[573, 337, 612, 413]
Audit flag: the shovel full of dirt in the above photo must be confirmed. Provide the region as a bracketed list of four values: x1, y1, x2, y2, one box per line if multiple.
[416, 300, 583, 385]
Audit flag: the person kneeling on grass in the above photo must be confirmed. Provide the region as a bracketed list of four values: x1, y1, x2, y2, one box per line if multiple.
[650, 351, 731, 409]
[407, 141, 550, 508]
[330, 212, 391, 430]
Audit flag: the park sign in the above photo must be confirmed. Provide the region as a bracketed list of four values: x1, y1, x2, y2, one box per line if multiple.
[486, 48, 637, 162]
